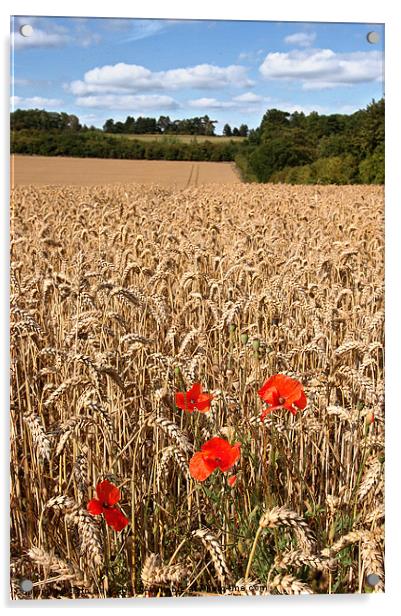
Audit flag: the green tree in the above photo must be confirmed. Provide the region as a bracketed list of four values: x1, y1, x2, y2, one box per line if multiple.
[103, 119, 115, 133]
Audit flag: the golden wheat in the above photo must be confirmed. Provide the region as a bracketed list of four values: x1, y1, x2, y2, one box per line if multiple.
[10, 182, 384, 598]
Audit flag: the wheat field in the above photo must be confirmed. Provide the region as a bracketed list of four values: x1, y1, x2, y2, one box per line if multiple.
[10, 182, 384, 598]
[11, 155, 241, 188]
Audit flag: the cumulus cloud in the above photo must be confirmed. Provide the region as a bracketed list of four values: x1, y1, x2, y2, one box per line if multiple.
[75, 94, 180, 110]
[233, 92, 263, 103]
[11, 95, 63, 109]
[68, 62, 253, 96]
[284, 32, 316, 47]
[188, 92, 267, 111]
[188, 97, 235, 109]
[259, 48, 383, 89]
[163, 64, 253, 89]
[12, 27, 70, 50]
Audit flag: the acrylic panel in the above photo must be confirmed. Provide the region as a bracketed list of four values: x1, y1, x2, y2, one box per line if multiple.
[10, 15, 385, 599]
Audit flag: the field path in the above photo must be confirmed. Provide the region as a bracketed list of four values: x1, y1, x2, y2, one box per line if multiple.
[11, 155, 241, 187]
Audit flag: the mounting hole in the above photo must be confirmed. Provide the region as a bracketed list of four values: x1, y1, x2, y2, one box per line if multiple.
[366, 573, 380, 587]
[367, 31, 380, 44]
[19, 578, 33, 593]
[19, 24, 34, 38]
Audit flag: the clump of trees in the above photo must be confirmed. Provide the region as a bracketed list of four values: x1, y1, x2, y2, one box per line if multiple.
[223, 123, 249, 137]
[11, 109, 82, 132]
[236, 99, 384, 184]
[103, 115, 218, 136]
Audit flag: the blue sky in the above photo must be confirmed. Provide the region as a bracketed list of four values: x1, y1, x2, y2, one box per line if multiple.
[10, 16, 384, 133]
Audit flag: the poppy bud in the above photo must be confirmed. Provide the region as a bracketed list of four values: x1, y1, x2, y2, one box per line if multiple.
[174, 366, 181, 376]
[241, 333, 248, 345]
[229, 323, 236, 333]
[252, 338, 260, 351]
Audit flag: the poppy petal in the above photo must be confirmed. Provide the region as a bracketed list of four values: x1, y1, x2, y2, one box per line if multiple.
[194, 393, 213, 412]
[103, 507, 129, 532]
[96, 480, 121, 506]
[87, 498, 103, 515]
[296, 390, 307, 409]
[228, 475, 237, 487]
[175, 392, 195, 412]
[175, 392, 186, 410]
[201, 436, 229, 455]
[189, 451, 216, 481]
[258, 382, 280, 406]
[189, 383, 202, 399]
[219, 442, 241, 472]
[261, 408, 272, 421]
[281, 382, 302, 403]
[259, 374, 306, 414]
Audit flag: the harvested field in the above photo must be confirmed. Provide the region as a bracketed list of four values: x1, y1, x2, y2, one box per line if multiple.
[108, 133, 246, 143]
[11, 155, 241, 187]
[10, 182, 384, 599]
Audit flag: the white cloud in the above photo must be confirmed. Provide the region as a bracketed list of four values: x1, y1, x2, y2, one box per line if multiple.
[68, 62, 253, 96]
[75, 94, 180, 111]
[233, 92, 263, 103]
[284, 32, 316, 47]
[68, 81, 129, 96]
[119, 20, 171, 42]
[188, 97, 235, 109]
[12, 28, 70, 50]
[80, 33, 102, 47]
[11, 77, 32, 86]
[12, 17, 102, 50]
[188, 93, 269, 112]
[238, 49, 265, 63]
[301, 80, 349, 91]
[11, 95, 63, 109]
[162, 64, 253, 89]
[259, 48, 383, 89]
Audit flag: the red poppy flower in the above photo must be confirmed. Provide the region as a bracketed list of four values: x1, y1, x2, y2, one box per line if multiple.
[175, 383, 214, 413]
[189, 437, 240, 481]
[228, 475, 237, 488]
[87, 480, 129, 532]
[258, 374, 307, 418]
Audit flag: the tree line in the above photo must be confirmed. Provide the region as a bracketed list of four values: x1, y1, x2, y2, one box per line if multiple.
[11, 108, 250, 137]
[10, 99, 384, 184]
[11, 129, 240, 162]
[104, 115, 218, 135]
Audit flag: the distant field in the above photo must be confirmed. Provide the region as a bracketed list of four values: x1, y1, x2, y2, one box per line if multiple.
[11, 155, 241, 187]
[107, 133, 246, 144]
